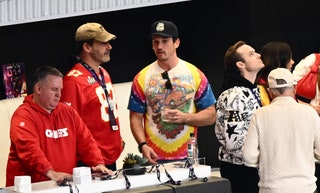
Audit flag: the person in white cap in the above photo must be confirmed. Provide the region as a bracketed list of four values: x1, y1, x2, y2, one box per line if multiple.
[242, 68, 320, 193]
[61, 22, 125, 171]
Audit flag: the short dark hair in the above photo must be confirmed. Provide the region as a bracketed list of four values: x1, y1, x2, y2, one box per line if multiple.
[75, 39, 95, 54]
[224, 41, 246, 74]
[32, 66, 63, 89]
[270, 86, 289, 95]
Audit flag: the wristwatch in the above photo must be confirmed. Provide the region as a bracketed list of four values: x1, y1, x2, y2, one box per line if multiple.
[138, 142, 148, 153]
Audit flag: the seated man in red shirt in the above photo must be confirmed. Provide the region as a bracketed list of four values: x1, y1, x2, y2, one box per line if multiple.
[6, 66, 112, 186]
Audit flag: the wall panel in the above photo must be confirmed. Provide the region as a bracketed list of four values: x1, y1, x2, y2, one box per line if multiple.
[0, 0, 189, 26]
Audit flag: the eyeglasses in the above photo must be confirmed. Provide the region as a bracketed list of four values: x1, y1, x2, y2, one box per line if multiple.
[161, 71, 173, 89]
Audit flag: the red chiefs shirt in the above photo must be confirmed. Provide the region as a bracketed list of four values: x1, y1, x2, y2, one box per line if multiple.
[60, 63, 123, 165]
[6, 95, 104, 186]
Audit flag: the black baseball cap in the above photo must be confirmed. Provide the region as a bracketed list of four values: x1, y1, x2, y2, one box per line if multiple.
[150, 20, 179, 38]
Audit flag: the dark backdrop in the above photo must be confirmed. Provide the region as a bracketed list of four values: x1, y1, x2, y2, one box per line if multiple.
[1, 0, 320, 167]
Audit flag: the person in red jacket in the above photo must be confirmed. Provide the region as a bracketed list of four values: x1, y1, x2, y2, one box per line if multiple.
[6, 66, 112, 186]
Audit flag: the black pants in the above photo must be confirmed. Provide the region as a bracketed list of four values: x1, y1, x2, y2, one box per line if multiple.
[220, 161, 259, 193]
[77, 160, 117, 171]
[316, 162, 320, 192]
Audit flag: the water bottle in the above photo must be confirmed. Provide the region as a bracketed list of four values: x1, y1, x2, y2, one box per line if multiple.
[187, 132, 198, 164]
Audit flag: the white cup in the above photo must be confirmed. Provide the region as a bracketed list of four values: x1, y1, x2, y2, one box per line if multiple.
[14, 176, 31, 193]
[161, 106, 170, 122]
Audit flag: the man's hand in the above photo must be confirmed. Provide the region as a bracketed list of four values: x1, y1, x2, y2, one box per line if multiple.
[141, 145, 158, 165]
[46, 169, 72, 182]
[91, 164, 113, 175]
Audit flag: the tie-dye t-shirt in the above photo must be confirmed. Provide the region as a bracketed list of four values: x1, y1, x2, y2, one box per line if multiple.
[128, 59, 216, 160]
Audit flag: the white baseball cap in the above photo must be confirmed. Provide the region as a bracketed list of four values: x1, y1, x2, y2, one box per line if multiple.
[268, 68, 297, 88]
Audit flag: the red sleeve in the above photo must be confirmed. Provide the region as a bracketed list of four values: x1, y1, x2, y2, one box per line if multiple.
[10, 109, 53, 176]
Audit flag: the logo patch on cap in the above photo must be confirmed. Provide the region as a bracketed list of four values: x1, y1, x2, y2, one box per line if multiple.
[156, 22, 165, 32]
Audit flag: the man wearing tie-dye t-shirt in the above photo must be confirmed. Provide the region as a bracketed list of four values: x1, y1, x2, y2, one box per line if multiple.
[127, 20, 217, 165]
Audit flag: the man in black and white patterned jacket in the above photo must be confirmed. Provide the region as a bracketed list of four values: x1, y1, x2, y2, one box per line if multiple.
[215, 40, 264, 193]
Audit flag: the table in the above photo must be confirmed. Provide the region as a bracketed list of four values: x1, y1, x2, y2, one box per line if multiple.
[105, 176, 232, 193]
[3, 163, 215, 193]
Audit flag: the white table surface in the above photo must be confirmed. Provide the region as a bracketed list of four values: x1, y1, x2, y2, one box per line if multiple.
[3, 162, 211, 193]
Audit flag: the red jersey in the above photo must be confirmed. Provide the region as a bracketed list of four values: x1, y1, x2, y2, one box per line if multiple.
[60, 63, 123, 165]
[6, 95, 104, 186]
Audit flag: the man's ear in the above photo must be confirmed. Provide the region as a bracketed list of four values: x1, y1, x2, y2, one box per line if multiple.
[236, 61, 245, 69]
[33, 82, 42, 94]
[82, 42, 91, 53]
[174, 38, 180, 49]
[267, 88, 275, 99]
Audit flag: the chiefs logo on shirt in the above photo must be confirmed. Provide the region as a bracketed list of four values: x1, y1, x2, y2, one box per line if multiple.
[45, 128, 68, 139]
